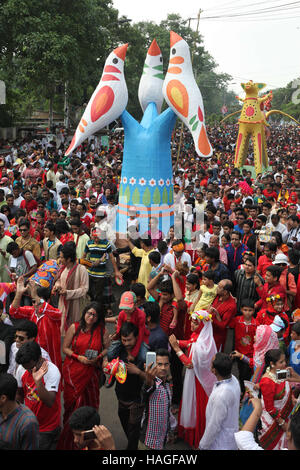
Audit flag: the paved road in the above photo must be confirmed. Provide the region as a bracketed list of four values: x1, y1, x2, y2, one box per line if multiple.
[97, 280, 237, 450]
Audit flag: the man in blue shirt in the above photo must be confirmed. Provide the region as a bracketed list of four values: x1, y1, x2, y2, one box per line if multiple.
[225, 231, 248, 277]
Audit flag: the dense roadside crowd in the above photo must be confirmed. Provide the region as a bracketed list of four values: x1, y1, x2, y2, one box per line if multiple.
[0, 121, 300, 451]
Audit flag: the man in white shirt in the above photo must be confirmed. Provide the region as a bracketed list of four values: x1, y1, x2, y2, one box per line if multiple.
[199, 352, 241, 450]
[8, 318, 51, 378]
[266, 213, 288, 243]
[163, 240, 191, 271]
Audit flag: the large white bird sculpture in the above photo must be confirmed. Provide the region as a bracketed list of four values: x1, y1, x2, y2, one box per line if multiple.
[138, 38, 164, 114]
[162, 31, 212, 157]
[65, 43, 129, 156]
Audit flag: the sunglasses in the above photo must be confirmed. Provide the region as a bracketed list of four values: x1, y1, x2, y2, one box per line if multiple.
[15, 334, 27, 341]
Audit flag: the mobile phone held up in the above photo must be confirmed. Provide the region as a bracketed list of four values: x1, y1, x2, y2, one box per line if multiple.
[146, 351, 156, 369]
[83, 429, 96, 441]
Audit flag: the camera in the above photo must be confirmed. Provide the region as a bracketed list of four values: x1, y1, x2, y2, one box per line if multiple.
[83, 429, 96, 441]
[84, 349, 98, 360]
[275, 369, 291, 381]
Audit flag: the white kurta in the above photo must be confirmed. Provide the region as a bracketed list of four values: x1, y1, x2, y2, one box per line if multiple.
[199, 374, 241, 450]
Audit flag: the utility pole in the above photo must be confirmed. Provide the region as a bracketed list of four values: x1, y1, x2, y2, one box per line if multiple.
[175, 9, 203, 170]
[64, 81, 69, 130]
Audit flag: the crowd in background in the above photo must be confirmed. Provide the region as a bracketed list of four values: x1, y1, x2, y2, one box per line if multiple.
[0, 121, 300, 451]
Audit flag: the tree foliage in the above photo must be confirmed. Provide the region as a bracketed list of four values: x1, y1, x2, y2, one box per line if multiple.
[0, 5, 235, 127]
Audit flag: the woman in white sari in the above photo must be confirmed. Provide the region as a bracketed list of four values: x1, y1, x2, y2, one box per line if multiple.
[169, 310, 217, 449]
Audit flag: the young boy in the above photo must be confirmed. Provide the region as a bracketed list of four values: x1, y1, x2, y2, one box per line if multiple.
[230, 298, 257, 396]
[108, 291, 149, 363]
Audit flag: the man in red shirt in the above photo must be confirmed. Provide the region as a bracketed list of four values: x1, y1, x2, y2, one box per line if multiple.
[20, 189, 38, 215]
[9, 276, 62, 371]
[15, 341, 61, 450]
[208, 279, 237, 352]
[262, 183, 278, 200]
[256, 242, 277, 279]
[254, 265, 287, 311]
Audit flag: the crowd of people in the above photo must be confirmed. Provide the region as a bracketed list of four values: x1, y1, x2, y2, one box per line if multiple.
[0, 121, 300, 451]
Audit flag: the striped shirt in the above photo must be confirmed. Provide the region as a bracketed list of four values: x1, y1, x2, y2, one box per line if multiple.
[84, 239, 112, 278]
[0, 404, 39, 450]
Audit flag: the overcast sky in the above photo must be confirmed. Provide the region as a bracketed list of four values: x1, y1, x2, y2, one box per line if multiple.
[112, 0, 300, 96]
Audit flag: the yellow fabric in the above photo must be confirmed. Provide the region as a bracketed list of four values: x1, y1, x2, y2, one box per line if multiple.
[131, 246, 155, 298]
[194, 284, 218, 311]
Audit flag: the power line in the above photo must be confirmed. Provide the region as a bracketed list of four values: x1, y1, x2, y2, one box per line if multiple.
[202, 2, 300, 20]
[201, 14, 300, 22]
[204, 0, 297, 14]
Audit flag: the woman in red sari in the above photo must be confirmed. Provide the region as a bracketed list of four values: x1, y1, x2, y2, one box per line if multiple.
[57, 302, 110, 450]
[169, 310, 217, 449]
[258, 348, 294, 450]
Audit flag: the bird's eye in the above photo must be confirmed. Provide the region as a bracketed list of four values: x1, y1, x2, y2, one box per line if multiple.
[113, 58, 118, 64]
[172, 48, 176, 54]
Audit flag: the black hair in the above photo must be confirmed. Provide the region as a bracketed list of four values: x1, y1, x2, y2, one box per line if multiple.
[15, 319, 38, 339]
[204, 246, 220, 263]
[55, 219, 70, 236]
[130, 283, 146, 299]
[288, 248, 300, 265]
[241, 298, 255, 309]
[36, 286, 51, 302]
[16, 341, 41, 366]
[156, 348, 170, 360]
[148, 251, 161, 264]
[212, 352, 233, 378]
[70, 218, 82, 228]
[158, 279, 174, 295]
[69, 406, 100, 432]
[0, 373, 18, 401]
[18, 218, 30, 229]
[79, 302, 105, 332]
[157, 240, 168, 254]
[266, 265, 282, 280]
[202, 269, 216, 282]
[186, 273, 200, 290]
[143, 301, 160, 324]
[206, 204, 217, 215]
[140, 236, 153, 247]
[291, 321, 300, 336]
[244, 255, 256, 266]
[272, 231, 283, 247]
[6, 241, 19, 254]
[257, 214, 267, 223]
[265, 242, 277, 253]
[61, 241, 77, 263]
[243, 219, 253, 228]
[264, 349, 283, 371]
[44, 221, 56, 234]
[212, 220, 221, 228]
[222, 221, 234, 230]
[232, 231, 242, 240]
[120, 321, 139, 338]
